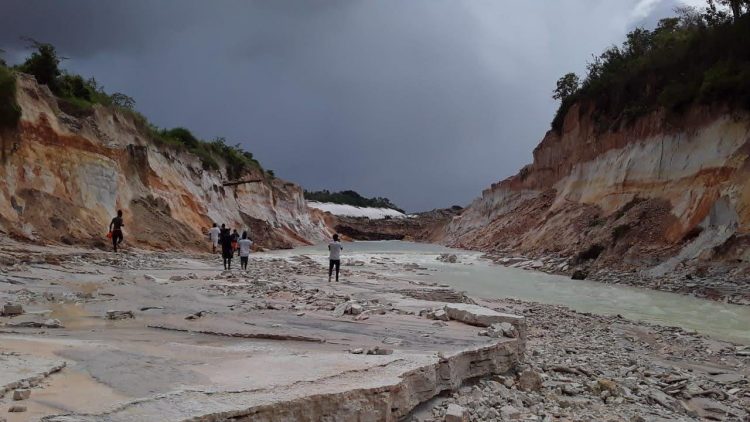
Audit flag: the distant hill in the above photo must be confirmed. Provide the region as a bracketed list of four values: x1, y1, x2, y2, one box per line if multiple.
[304, 190, 404, 213]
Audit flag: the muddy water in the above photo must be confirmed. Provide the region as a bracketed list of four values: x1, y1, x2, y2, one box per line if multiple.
[273, 240, 750, 344]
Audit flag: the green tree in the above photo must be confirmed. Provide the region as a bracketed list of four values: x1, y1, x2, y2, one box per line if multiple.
[17, 40, 61, 91]
[552, 73, 580, 101]
[110, 92, 135, 109]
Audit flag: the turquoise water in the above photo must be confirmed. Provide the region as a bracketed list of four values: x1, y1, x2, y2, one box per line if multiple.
[269, 240, 750, 344]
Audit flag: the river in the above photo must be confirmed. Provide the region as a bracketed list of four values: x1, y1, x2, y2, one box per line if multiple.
[268, 240, 750, 344]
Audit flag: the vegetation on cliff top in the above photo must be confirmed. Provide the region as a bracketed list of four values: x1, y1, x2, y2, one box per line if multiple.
[304, 189, 404, 213]
[552, 0, 750, 133]
[0, 62, 21, 130]
[3, 40, 270, 180]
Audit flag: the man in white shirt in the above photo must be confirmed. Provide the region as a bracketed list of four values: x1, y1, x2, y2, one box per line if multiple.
[208, 223, 221, 254]
[328, 234, 343, 282]
[238, 231, 253, 271]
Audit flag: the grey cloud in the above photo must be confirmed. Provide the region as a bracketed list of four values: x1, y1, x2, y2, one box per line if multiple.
[0, 1, 678, 211]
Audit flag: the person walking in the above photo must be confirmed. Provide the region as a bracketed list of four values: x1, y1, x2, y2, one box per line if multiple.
[231, 229, 240, 257]
[208, 223, 221, 254]
[238, 231, 253, 271]
[108, 210, 125, 252]
[328, 234, 343, 282]
[219, 225, 233, 270]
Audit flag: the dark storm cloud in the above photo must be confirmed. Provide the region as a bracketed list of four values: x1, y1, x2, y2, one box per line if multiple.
[0, 0, 692, 211]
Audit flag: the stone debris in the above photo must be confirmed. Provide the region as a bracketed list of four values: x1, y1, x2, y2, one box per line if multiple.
[332, 301, 351, 317]
[517, 369, 543, 392]
[6, 318, 63, 329]
[12, 389, 30, 401]
[444, 403, 467, 422]
[139, 306, 164, 311]
[437, 253, 458, 264]
[106, 310, 134, 320]
[185, 311, 206, 320]
[443, 303, 524, 329]
[366, 346, 393, 355]
[8, 405, 26, 412]
[499, 404, 521, 420]
[2, 303, 23, 316]
[482, 322, 517, 338]
[423, 299, 749, 422]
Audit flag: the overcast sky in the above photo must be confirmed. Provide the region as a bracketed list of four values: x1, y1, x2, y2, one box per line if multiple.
[0, 0, 704, 211]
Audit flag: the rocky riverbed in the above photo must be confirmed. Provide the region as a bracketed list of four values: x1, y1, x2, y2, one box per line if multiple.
[419, 298, 749, 421]
[0, 239, 747, 421]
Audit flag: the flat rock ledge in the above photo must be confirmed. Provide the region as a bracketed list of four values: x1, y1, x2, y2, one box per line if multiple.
[0, 354, 67, 398]
[43, 339, 520, 422]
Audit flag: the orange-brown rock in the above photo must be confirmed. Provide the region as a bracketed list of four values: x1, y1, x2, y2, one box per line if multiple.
[0, 74, 330, 250]
[443, 105, 750, 275]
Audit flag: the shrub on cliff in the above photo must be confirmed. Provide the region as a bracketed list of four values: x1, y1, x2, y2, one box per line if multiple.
[0, 64, 21, 130]
[551, 3, 750, 132]
[16, 40, 61, 92]
[151, 128, 262, 178]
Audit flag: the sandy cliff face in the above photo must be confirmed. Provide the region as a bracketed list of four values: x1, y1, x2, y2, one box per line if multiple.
[444, 104, 750, 276]
[0, 74, 330, 250]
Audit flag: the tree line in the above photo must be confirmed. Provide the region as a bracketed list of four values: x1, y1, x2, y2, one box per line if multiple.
[551, 0, 750, 132]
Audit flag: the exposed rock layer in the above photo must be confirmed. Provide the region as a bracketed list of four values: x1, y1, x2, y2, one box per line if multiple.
[443, 106, 750, 293]
[0, 75, 330, 249]
[335, 207, 461, 242]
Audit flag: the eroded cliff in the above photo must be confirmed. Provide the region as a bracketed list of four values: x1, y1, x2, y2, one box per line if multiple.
[0, 74, 330, 250]
[443, 104, 750, 300]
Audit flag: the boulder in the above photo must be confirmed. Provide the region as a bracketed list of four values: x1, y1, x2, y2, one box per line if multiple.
[445, 403, 467, 422]
[2, 303, 23, 316]
[43, 318, 64, 328]
[437, 254, 458, 264]
[12, 389, 31, 401]
[596, 378, 620, 396]
[366, 347, 393, 355]
[487, 322, 517, 338]
[106, 310, 134, 320]
[443, 303, 524, 329]
[332, 301, 351, 317]
[571, 270, 588, 280]
[518, 369, 543, 392]
[432, 309, 449, 321]
[8, 405, 26, 413]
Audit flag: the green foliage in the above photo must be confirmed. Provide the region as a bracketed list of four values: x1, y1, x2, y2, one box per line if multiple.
[151, 129, 262, 177]
[552, 73, 580, 101]
[0, 64, 21, 129]
[17, 40, 61, 91]
[551, 5, 750, 133]
[304, 189, 404, 213]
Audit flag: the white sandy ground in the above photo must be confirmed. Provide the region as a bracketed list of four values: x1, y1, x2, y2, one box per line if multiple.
[0, 239, 521, 422]
[306, 201, 406, 219]
[0, 238, 748, 421]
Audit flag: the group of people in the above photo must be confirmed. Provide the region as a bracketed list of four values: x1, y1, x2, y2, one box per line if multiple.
[209, 223, 253, 270]
[108, 211, 343, 281]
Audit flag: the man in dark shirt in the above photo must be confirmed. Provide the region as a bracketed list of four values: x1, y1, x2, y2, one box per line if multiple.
[219, 224, 233, 270]
[109, 210, 125, 252]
